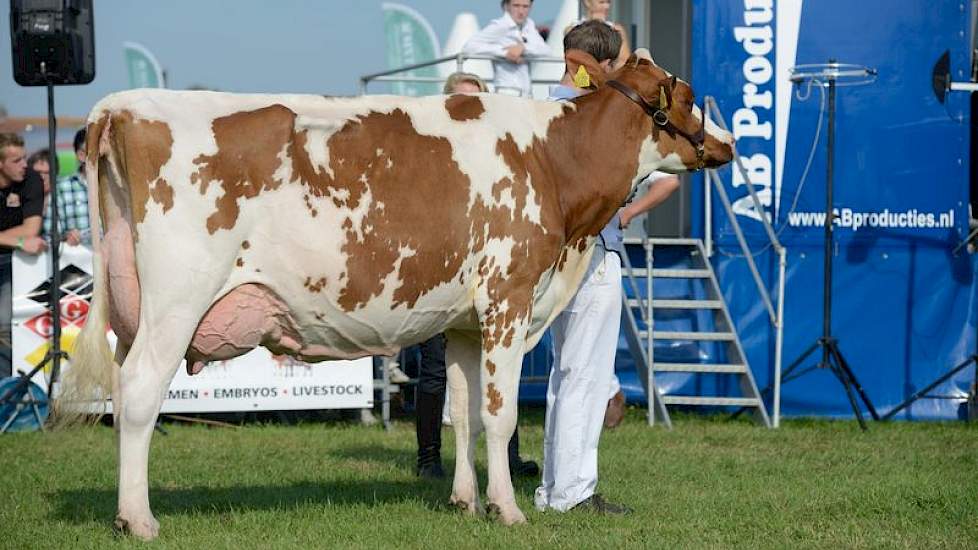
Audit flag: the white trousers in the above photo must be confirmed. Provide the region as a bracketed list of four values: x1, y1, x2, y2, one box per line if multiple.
[535, 249, 622, 511]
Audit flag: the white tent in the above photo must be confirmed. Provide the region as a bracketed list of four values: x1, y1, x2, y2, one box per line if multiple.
[439, 13, 494, 82]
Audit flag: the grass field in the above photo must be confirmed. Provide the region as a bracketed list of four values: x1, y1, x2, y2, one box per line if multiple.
[0, 409, 976, 549]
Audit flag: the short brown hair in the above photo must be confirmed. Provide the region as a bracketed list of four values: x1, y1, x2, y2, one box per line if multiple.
[443, 72, 488, 94]
[0, 133, 25, 161]
[564, 20, 621, 63]
[27, 148, 50, 168]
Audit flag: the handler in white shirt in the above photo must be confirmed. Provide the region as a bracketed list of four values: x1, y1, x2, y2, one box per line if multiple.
[462, 0, 551, 97]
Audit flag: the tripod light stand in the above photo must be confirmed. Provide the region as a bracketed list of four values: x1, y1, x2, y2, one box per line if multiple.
[777, 61, 881, 430]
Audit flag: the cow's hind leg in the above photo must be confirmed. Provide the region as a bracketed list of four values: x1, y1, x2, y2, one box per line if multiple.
[110, 340, 130, 434]
[445, 330, 484, 514]
[113, 312, 202, 540]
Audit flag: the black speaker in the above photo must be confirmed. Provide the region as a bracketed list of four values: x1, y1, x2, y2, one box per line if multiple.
[10, 0, 95, 86]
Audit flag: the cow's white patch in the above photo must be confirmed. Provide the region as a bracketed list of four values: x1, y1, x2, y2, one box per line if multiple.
[296, 116, 344, 180]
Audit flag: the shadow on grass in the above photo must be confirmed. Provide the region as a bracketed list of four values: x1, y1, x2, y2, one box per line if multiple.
[49, 473, 542, 526]
[326, 444, 415, 470]
[49, 478, 458, 525]
[326, 444, 542, 496]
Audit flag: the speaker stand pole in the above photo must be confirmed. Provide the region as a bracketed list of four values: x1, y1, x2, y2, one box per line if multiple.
[43, 68, 66, 401]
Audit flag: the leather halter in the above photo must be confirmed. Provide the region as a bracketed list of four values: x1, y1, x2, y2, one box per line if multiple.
[606, 79, 707, 170]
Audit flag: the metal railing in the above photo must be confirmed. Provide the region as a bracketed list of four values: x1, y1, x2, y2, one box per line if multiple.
[360, 53, 566, 96]
[702, 96, 788, 427]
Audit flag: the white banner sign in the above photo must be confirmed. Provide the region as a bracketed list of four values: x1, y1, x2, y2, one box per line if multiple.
[11, 246, 373, 412]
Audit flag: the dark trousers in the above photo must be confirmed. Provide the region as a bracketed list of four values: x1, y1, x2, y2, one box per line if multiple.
[416, 333, 521, 464]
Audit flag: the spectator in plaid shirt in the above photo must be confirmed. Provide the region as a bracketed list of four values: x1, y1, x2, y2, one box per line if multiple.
[44, 129, 90, 247]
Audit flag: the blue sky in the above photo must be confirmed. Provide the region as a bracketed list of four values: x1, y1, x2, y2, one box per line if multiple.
[1, 0, 565, 118]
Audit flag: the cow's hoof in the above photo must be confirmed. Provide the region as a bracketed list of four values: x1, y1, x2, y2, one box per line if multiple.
[487, 502, 527, 525]
[114, 514, 160, 540]
[449, 495, 484, 515]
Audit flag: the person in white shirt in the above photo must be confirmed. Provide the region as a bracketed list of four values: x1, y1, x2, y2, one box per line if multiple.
[462, 0, 551, 97]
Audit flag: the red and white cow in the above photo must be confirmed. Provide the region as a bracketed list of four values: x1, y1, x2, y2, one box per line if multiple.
[62, 51, 732, 539]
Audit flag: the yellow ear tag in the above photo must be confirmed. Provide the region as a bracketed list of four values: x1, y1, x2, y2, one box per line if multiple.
[659, 86, 668, 109]
[573, 65, 592, 88]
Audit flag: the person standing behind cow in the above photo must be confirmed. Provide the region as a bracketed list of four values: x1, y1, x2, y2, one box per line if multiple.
[580, 0, 631, 69]
[26, 149, 51, 197]
[462, 0, 551, 98]
[43, 129, 90, 247]
[415, 72, 540, 480]
[535, 20, 676, 516]
[0, 133, 48, 377]
[571, 0, 666, 430]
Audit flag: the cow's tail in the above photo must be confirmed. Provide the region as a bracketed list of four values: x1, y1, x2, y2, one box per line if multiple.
[54, 113, 116, 426]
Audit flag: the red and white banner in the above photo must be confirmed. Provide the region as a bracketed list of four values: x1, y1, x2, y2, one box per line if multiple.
[11, 246, 373, 412]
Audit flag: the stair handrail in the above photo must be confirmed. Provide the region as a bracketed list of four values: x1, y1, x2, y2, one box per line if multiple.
[702, 96, 787, 427]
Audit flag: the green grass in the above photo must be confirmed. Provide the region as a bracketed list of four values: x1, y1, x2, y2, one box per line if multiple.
[0, 409, 976, 549]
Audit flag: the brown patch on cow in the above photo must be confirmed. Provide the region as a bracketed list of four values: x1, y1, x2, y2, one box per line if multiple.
[550, 91, 646, 245]
[148, 179, 174, 214]
[304, 276, 327, 293]
[191, 104, 296, 234]
[287, 109, 474, 311]
[445, 94, 485, 122]
[470, 133, 565, 353]
[242, 240, 251, 249]
[106, 111, 174, 230]
[486, 359, 497, 376]
[235, 258, 244, 267]
[86, 114, 111, 228]
[487, 383, 503, 416]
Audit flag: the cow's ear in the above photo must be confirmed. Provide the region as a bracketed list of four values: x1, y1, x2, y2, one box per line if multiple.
[634, 48, 654, 63]
[627, 48, 654, 69]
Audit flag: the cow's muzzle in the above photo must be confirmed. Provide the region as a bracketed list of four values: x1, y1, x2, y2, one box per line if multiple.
[607, 79, 706, 170]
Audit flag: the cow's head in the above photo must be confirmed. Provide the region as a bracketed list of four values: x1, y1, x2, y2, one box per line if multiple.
[605, 49, 733, 176]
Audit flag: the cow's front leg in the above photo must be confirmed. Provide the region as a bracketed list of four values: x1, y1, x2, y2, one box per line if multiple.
[445, 330, 484, 515]
[480, 326, 528, 526]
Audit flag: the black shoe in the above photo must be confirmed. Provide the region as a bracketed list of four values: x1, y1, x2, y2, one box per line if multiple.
[416, 461, 446, 479]
[571, 493, 632, 515]
[509, 458, 540, 478]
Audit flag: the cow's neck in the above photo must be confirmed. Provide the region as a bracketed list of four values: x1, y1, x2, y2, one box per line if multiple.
[546, 88, 650, 246]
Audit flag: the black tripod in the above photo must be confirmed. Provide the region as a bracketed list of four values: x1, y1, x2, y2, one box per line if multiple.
[881, 354, 978, 420]
[774, 62, 881, 430]
[878, 52, 978, 421]
[0, 76, 68, 431]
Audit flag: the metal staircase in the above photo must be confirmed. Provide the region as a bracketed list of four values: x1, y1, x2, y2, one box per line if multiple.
[621, 237, 771, 428]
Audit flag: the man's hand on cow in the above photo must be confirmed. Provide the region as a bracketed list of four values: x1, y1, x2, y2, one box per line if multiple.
[65, 229, 81, 246]
[619, 210, 635, 228]
[505, 44, 525, 63]
[19, 236, 48, 255]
